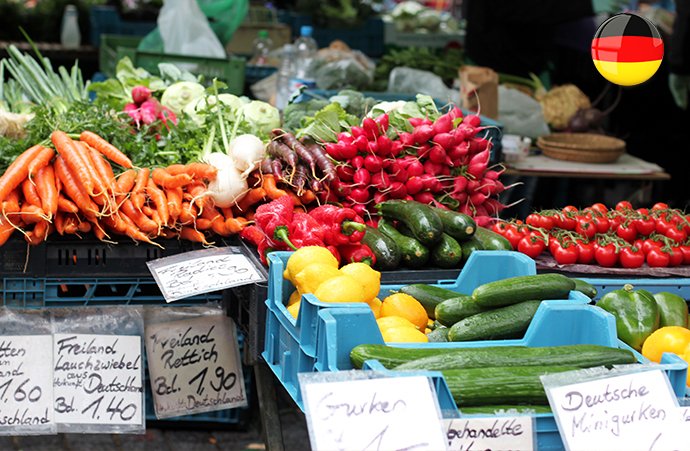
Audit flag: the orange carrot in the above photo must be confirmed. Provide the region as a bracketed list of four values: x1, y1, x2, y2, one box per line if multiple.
[115, 169, 137, 194]
[120, 199, 158, 233]
[27, 146, 56, 179]
[152, 168, 193, 189]
[236, 187, 266, 212]
[77, 221, 92, 233]
[150, 210, 162, 228]
[36, 165, 59, 219]
[57, 196, 79, 214]
[87, 147, 116, 188]
[76, 141, 109, 200]
[80, 131, 133, 168]
[133, 168, 150, 193]
[1, 215, 15, 245]
[225, 217, 248, 234]
[168, 163, 217, 180]
[142, 205, 155, 217]
[131, 192, 146, 212]
[22, 178, 42, 207]
[299, 189, 316, 205]
[146, 180, 169, 225]
[262, 174, 288, 200]
[200, 207, 227, 237]
[63, 215, 79, 235]
[54, 156, 99, 218]
[158, 228, 176, 239]
[180, 227, 211, 244]
[51, 131, 95, 196]
[91, 220, 106, 241]
[178, 202, 197, 225]
[0, 144, 44, 203]
[245, 211, 255, 221]
[25, 220, 49, 245]
[2, 190, 21, 214]
[54, 212, 66, 235]
[194, 218, 213, 231]
[166, 187, 183, 222]
[19, 204, 46, 224]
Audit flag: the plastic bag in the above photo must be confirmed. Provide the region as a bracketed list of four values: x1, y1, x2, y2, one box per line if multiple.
[197, 0, 249, 45]
[387, 67, 458, 105]
[157, 0, 226, 58]
[498, 85, 550, 139]
[312, 48, 375, 91]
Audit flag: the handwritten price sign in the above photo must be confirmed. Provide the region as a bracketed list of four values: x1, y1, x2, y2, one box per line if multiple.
[0, 336, 54, 435]
[147, 247, 265, 303]
[53, 334, 144, 429]
[545, 369, 681, 451]
[445, 416, 534, 451]
[145, 315, 247, 418]
[301, 375, 448, 451]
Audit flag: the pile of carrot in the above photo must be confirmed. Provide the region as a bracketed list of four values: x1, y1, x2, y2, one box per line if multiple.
[0, 130, 268, 247]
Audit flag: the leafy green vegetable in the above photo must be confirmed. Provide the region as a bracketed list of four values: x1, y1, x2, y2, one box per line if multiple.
[297, 103, 359, 142]
[283, 99, 330, 132]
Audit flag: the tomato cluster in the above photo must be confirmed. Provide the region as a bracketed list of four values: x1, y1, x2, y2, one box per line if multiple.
[493, 201, 690, 269]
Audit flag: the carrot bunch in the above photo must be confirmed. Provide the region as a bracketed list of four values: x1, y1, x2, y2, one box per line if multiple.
[0, 130, 266, 247]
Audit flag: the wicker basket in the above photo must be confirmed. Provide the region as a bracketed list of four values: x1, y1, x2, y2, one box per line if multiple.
[537, 132, 626, 163]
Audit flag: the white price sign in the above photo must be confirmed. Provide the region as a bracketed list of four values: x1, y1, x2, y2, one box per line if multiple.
[147, 247, 265, 302]
[445, 416, 534, 451]
[301, 375, 448, 451]
[53, 334, 144, 427]
[545, 369, 681, 451]
[145, 315, 247, 418]
[0, 336, 54, 434]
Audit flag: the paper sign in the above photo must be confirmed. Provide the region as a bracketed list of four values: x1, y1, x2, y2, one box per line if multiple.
[301, 375, 448, 451]
[545, 369, 680, 451]
[644, 407, 690, 451]
[445, 417, 534, 451]
[145, 315, 247, 418]
[147, 247, 265, 302]
[53, 334, 144, 426]
[0, 336, 54, 434]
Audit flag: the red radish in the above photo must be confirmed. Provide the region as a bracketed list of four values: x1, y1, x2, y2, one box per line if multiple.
[390, 141, 403, 157]
[453, 176, 468, 193]
[350, 187, 370, 204]
[339, 142, 358, 160]
[362, 118, 378, 140]
[364, 155, 383, 172]
[414, 191, 435, 204]
[466, 179, 480, 192]
[159, 107, 177, 127]
[124, 103, 141, 124]
[404, 195, 414, 201]
[376, 135, 392, 156]
[392, 167, 408, 183]
[371, 172, 391, 189]
[353, 135, 368, 152]
[332, 179, 352, 196]
[469, 138, 490, 153]
[467, 150, 490, 178]
[448, 142, 469, 160]
[367, 140, 379, 155]
[366, 217, 379, 227]
[479, 179, 497, 196]
[337, 132, 354, 144]
[428, 145, 447, 164]
[448, 106, 463, 120]
[131, 85, 151, 105]
[483, 198, 505, 215]
[439, 166, 451, 176]
[429, 178, 443, 193]
[409, 117, 424, 127]
[336, 165, 354, 181]
[465, 115, 481, 127]
[453, 192, 468, 203]
[433, 132, 455, 149]
[456, 126, 476, 140]
[350, 126, 366, 139]
[398, 131, 415, 147]
[413, 125, 434, 144]
[140, 99, 160, 125]
[325, 143, 343, 159]
[475, 216, 493, 227]
[484, 170, 502, 180]
[373, 191, 389, 204]
[470, 192, 487, 206]
[474, 205, 489, 217]
[424, 160, 443, 175]
[353, 168, 371, 186]
[432, 114, 453, 135]
[407, 160, 424, 177]
[352, 203, 368, 217]
[389, 182, 407, 199]
[375, 114, 389, 133]
[416, 144, 431, 159]
[406, 177, 424, 195]
[459, 203, 473, 216]
[352, 156, 365, 169]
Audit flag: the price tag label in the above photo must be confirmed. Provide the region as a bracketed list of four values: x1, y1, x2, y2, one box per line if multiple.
[145, 315, 246, 418]
[545, 369, 680, 451]
[301, 375, 448, 451]
[53, 334, 144, 427]
[0, 336, 54, 434]
[147, 247, 265, 302]
[445, 417, 534, 451]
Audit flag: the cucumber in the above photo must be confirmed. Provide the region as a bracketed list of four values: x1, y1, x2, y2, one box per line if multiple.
[460, 405, 553, 415]
[472, 273, 576, 308]
[394, 344, 636, 371]
[399, 284, 465, 319]
[431, 233, 463, 268]
[432, 208, 476, 241]
[376, 200, 444, 246]
[448, 300, 541, 341]
[572, 278, 598, 299]
[350, 345, 455, 369]
[435, 295, 486, 326]
[473, 226, 513, 250]
[443, 365, 579, 406]
[362, 226, 401, 270]
[377, 219, 429, 268]
[461, 236, 484, 262]
[426, 327, 449, 342]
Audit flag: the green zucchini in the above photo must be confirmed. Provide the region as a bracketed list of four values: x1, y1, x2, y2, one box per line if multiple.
[394, 344, 636, 371]
[431, 233, 463, 268]
[460, 405, 553, 415]
[350, 345, 454, 369]
[572, 278, 598, 300]
[377, 219, 429, 268]
[472, 273, 576, 308]
[435, 295, 486, 327]
[426, 327, 449, 342]
[432, 208, 476, 241]
[461, 236, 484, 262]
[443, 365, 579, 406]
[362, 226, 401, 270]
[473, 226, 513, 250]
[448, 300, 541, 341]
[399, 284, 465, 319]
[376, 200, 444, 246]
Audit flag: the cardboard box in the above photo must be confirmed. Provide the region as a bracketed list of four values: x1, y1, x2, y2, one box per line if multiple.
[460, 65, 498, 120]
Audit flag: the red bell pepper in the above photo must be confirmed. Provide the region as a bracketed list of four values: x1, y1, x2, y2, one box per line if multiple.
[308, 205, 366, 246]
[289, 212, 326, 248]
[240, 225, 274, 265]
[254, 195, 296, 249]
[338, 243, 376, 266]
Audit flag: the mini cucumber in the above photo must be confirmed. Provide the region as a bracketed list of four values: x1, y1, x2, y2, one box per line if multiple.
[362, 226, 401, 270]
[461, 236, 484, 262]
[376, 200, 444, 246]
[435, 295, 486, 326]
[426, 327, 449, 342]
[432, 208, 476, 241]
[377, 219, 429, 268]
[473, 226, 513, 250]
[448, 300, 541, 341]
[431, 233, 463, 268]
[472, 273, 576, 308]
[399, 284, 465, 319]
[572, 278, 598, 299]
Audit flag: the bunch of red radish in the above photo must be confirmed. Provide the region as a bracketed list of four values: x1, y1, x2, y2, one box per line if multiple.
[123, 86, 178, 129]
[322, 106, 510, 226]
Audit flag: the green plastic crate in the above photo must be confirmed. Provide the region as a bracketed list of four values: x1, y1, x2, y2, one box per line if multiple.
[99, 34, 246, 95]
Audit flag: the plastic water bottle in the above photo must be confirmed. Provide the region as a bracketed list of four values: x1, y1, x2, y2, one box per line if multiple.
[289, 26, 318, 93]
[275, 44, 296, 110]
[251, 30, 273, 66]
[60, 5, 81, 49]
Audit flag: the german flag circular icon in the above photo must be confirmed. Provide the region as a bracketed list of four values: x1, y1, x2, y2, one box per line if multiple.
[591, 13, 664, 87]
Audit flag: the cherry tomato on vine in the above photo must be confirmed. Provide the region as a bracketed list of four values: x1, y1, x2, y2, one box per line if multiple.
[538, 215, 555, 230]
[663, 225, 687, 243]
[668, 247, 683, 266]
[589, 203, 608, 215]
[641, 239, 662, 255]
[575, 220, 596, 239]
[636, 208, 649, 215]
[646, 248, 670, 267]
[679, 245, 690, 265]
[518, 234, 546, 259]
[615, 201, 633, 212]
[594, 244, 618, 267]
[615, 223, 638, 243]
[576, 240, 595, 264]
[633, 217, 655, 236]
[651, 202, 669, 211]
[526, 214, 541, 228]
[503, 226, 525, 249]
[592, 216, 611, 234]
[492, 221, 509, 235]
[556, 213, 576, 230]
[619, 247, 644, 268]
[552, 242, 579, 265]
[562, 206, 578, 214]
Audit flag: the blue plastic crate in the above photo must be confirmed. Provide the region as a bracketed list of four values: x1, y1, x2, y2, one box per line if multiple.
[578, 277, 690, 300]
[89, 6, 156, 47]
[1, 277, 222, 307]
[262, 251, 590, 404]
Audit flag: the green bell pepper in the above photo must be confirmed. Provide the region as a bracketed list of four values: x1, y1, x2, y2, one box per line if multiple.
[653, 292, 689, 328]
[598, 285, 660, 351]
